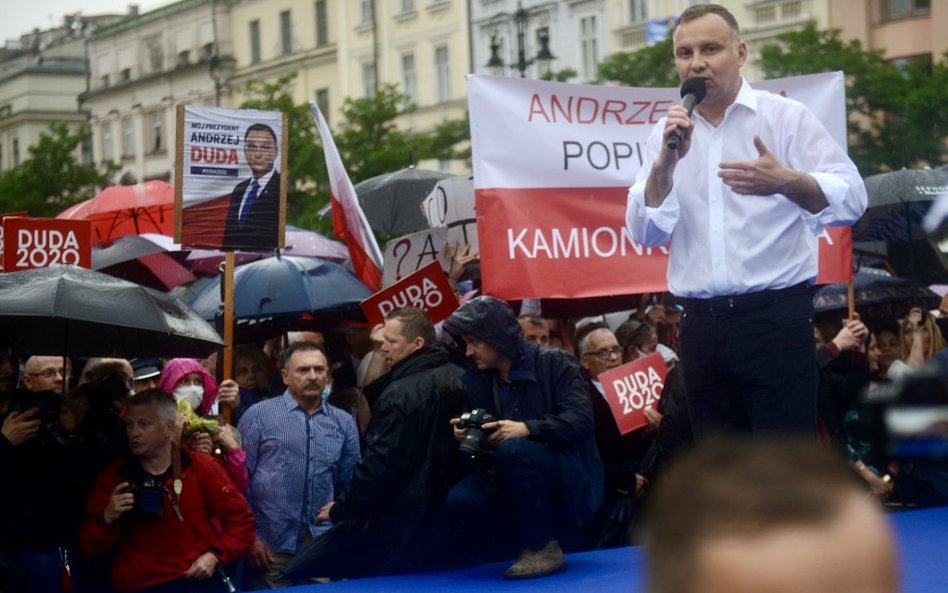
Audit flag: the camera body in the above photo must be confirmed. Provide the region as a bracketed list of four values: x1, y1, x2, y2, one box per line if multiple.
[457, 408, 497, 460]
[124, 479, 166, 521]
[864, 370, 948, 461]
[8, 389, 75, 448]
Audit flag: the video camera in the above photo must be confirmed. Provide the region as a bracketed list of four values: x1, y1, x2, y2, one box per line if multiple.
[864, 370, 948, 461]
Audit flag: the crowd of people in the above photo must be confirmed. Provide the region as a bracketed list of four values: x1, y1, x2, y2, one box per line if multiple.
[0, 4, 942, 593]
[0, 291, 943, 592]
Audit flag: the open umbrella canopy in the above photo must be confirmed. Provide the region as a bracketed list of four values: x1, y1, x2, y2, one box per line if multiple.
[813, 273, 941, 314]
[92, 233, 193, 291]
[355, 167, 450, 234]
[0, 265, 225, 358]
[188, 255, 371, 321]
[853, 166, 948, 242]
[57, 181, 174, 243]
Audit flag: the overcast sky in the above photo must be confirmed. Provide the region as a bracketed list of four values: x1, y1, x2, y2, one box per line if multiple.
[3, 1, 165, 45]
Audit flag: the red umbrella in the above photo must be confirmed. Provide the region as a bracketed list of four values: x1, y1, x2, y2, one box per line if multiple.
[57, 181, 174, 243]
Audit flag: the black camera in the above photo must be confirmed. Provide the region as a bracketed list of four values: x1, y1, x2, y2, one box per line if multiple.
[124, 480, 166, 521]
[9, 389, 76, 449]
[79, 372, 129, 412]
[457, 408, 497, 460]
[864, 370, 948, 461]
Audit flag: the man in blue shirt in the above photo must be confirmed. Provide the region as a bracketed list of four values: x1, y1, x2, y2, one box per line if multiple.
[237, 342, 360, 589]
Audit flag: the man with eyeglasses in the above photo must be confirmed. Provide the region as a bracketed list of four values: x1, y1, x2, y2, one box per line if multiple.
[223, 122, 282, 250]
[21, 355, 72, 393]
[1, 355, 84, 593]
[575, 324, 656, 548]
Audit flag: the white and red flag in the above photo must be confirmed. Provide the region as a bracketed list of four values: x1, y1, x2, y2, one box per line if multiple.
[310, 102, 383, 291]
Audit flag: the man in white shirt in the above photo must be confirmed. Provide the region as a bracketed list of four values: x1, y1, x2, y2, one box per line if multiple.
[626, 4, 867, 438]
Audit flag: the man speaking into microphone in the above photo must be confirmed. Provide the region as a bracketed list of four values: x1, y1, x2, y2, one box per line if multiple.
[625, 4, 866, 438]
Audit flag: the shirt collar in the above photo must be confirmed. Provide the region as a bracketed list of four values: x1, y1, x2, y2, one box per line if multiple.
[731, 77, 757, 113]
[280, 389, 326, 415]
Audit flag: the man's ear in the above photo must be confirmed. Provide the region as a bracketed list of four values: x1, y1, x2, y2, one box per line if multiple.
[411, 337, 425, 354]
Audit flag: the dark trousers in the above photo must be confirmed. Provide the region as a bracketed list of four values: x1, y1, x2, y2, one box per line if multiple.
[679, 285, 818, 439]
[443, 438, 567, 559]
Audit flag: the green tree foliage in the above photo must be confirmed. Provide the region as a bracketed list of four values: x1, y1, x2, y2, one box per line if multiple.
[597, 38, 679, 87]
[759, 25, 947, 174]
[239, 76, 469, 233]
[0, 123, 116, 216]
[239, 73, 327, 230]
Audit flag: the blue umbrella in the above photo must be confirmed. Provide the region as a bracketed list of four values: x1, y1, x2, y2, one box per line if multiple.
[188, 255, 371, 321]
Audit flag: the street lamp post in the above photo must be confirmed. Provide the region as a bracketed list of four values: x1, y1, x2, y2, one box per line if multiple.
[486, 3, 555, 78]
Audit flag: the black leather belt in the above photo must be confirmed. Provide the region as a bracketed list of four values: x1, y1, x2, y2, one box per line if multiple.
[683, 282, 810, 316]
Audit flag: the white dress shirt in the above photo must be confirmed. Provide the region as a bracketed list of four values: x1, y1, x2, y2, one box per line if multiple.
[626, 78, 867, 299]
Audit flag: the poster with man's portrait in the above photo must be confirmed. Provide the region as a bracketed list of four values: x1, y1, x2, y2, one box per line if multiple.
[175, 106, 287, 251]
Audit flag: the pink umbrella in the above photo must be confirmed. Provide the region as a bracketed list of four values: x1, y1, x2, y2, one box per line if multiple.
[184, 227, 348, 276]
[57, 181, 174, 243]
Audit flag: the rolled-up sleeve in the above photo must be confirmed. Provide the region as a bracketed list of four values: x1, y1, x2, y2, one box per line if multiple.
[626, 121, 680, 247]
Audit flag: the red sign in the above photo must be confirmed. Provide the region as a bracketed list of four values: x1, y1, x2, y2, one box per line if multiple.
[3, 217, 92, 271]
[360, 260, 459, 327]
[816, 226, 853, 285]
[598, 353, 668, 435]
[0, 211, 29, 271]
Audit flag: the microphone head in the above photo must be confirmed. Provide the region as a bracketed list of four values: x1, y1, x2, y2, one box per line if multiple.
[681, 77, 707, 102]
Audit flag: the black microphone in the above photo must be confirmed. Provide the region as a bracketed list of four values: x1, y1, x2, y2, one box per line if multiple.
[666, 77, 707, 150]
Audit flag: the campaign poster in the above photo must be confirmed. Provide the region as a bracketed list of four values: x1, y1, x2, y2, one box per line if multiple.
[3, 217, 91, 272]
[598, 353, 668, 434]
[361, 260, 459, 327]
[175, 106, 287, 251]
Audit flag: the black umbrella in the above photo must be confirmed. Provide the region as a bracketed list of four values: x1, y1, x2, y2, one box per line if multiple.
[0, 265, 225, 358]
[812, 273, 940, 314]
[853, 166, 948, 242]
[355, 166, 450, 234]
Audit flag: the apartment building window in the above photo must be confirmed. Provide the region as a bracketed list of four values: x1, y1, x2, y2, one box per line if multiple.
[360, 0, 374, 24]
[401, 52, 417, 104]
[148, 110, 164, 153]
[100, 74, 110, 88]
[249, 20, 261, 64]
[315, 0, 329, 47]
[13, 138, 20, 167]
[881, 0, 930, 20]
[579, 16, 598, 80]
[0, 143, 3, 171]
[122, 117, 135, 159]
[280, 10, 293, 55]
[362, 62, 377, 98]
[400, 0, 415, 14]
[120, 68, 131, 83]
[434, 45, 451, 103]
[315, 88, 330, 121]
[102, 122, 114, 162]
[629, 0, 647, 24]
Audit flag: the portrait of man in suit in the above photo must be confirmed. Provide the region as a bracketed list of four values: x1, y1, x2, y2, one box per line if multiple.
[223, 123, 282, 250]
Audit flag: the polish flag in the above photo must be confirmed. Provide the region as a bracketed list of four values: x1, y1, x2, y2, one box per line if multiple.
[310, 102, 383, 291]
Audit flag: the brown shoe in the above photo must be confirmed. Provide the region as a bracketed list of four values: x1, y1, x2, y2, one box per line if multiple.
[503, 540, 567, 580]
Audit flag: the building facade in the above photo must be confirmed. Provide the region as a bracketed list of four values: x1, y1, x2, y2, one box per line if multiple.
[82, 0, 234, 183]
[0, 15, 124, 174]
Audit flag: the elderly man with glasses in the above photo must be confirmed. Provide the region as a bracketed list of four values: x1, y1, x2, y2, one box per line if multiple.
[576, 323, 659, 549]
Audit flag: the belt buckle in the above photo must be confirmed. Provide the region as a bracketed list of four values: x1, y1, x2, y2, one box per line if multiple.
[708, 296, 734, 316]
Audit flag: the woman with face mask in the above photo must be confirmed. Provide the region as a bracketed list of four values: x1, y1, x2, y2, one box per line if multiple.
[158, 358, 248, 493]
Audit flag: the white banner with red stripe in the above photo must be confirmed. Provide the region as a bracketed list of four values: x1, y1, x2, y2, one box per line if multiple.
[467, 72, 852, 300]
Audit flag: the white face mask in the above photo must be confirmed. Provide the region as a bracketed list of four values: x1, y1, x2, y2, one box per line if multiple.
[173, 384, 204, 411]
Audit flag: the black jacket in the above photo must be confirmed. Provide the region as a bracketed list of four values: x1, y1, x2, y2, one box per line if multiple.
[222, 173, 281, 250]
[327, 343, 468, 575]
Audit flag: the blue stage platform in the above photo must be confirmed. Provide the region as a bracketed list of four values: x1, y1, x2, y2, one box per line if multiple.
[269, 506, 948, 593]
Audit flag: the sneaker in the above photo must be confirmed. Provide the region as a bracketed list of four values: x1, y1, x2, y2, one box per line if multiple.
[503, 540, 567, 580]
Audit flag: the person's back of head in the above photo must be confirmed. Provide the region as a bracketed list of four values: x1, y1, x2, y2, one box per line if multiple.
[386, 307, 436, 347]
[642, 437, 899, 593]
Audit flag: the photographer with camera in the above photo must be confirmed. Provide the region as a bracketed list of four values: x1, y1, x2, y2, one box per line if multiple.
[80, 389, 255, 593]
[0, 355, 85, 593]
[440, 297, 604, 580]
